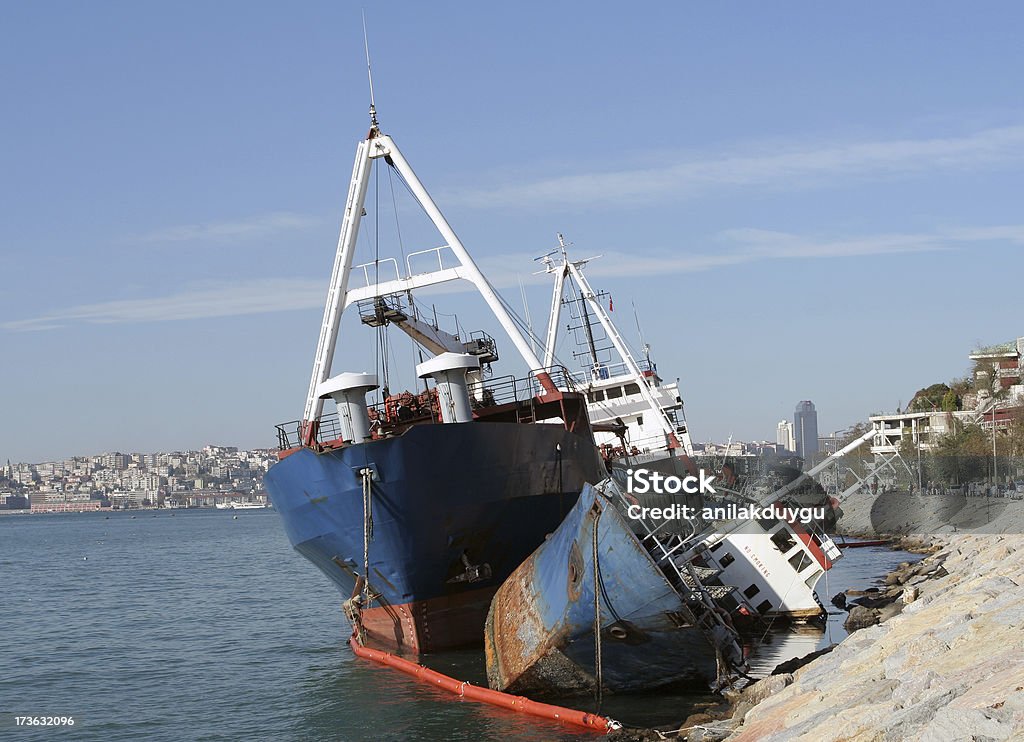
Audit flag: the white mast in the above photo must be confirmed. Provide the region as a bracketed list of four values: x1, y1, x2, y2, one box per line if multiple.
[564, 258, 692, 454]
[373, 136, 550, 381]
[303, 138, 373, 440]
[302, 127, 555, 442]
[541, 240, 569, 368]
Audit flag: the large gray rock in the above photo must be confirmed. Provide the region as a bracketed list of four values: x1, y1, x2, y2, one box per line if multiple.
[739, 673, 794, 707]
[844, 605, 880, 632]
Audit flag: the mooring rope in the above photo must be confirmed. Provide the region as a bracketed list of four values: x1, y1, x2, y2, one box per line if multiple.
[592, 502, 603, 713]
[823, 553, 834, 645]
[362, 467, 374, 606]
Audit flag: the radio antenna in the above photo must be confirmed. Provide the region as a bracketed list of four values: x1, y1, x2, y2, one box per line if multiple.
[362, 10, 379, 129]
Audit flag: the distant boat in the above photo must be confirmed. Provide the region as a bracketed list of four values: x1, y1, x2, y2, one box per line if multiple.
[217, 501, 268, 510]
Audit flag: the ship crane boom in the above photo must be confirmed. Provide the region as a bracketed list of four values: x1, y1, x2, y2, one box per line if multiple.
[762, 427, 877, 505]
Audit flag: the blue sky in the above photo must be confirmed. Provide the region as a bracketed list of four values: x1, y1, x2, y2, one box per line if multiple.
[2, 2, 1023, 462]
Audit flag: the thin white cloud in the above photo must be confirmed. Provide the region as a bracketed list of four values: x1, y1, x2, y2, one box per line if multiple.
[3, 279, 325, 332]
[442, 126, 1024, 209]
[713, 228, 952, 260]
[7, 224, 1022, 331]
[939, 225, 1024, 242]
[485, 224, 1024, 286]
[136, 212, 319, 243]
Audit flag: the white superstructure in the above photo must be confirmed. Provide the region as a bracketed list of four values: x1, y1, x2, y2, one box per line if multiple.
[581, 361, 690, 456]
[538, 236, 694, 458]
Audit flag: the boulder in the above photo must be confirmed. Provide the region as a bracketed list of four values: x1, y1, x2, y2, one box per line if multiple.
[739, 673, 794, 705]
[844, 605, 880, 632]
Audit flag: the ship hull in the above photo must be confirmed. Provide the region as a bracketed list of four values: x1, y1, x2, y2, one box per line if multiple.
[485, 484, 730, 696]
[265, 421, 605, 653]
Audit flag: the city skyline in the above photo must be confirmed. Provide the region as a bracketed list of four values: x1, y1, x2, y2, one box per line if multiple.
[0, 444, 278, 512]
[3, 3, 1024, 462]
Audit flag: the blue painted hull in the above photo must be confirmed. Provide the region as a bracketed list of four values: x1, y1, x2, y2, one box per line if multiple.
[485, 484, 729, 695]
[265, 421, 605, 652]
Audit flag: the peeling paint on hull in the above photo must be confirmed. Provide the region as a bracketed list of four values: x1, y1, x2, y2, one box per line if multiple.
[485, 484, 723, 696]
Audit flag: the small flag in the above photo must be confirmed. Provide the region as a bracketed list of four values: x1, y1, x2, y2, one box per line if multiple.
[609, 296, 613, 312]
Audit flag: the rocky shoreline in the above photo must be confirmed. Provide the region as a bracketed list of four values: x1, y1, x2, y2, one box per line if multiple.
[610, 494, 1024, 741]
[719, 532, 1024, 741]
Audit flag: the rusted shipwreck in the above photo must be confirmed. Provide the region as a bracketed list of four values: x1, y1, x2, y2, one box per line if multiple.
[484, 481, 746, 696]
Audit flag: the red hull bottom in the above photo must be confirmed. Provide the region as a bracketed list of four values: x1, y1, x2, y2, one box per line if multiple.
[357, 586, 499, 654]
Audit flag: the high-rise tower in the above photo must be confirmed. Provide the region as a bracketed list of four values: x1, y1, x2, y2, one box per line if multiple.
[794, 401, 819, 461]
[776, 420, 795, 452]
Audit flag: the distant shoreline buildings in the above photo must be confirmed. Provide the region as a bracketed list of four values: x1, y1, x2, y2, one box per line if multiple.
[870, 337, 1024, 455]
[0, 445, 277, 512]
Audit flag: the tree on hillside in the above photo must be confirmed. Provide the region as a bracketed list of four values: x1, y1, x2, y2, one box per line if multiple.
[948, 376, 973, 397]
[899, 429, 931, 487]
[909, 383, 951, 412]
[928, 418, 987, 484]
[941, 389, 959, 412]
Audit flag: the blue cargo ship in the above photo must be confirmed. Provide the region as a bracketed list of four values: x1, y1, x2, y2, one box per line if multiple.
[264, 114, 606, 653]
[268, 403, 604, 653]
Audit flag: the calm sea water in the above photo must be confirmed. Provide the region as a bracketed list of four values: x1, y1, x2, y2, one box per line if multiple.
[0, 511, 916, 741]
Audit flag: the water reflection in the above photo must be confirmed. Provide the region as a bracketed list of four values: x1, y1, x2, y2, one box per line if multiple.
[744, 624, 826, 677]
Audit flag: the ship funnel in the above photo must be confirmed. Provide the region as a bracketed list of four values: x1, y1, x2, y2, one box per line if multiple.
[416, 353, 481, 424]
[316, 372, 379, 444]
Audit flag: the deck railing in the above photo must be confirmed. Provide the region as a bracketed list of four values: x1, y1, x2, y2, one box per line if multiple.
[274, 365, 579, 450]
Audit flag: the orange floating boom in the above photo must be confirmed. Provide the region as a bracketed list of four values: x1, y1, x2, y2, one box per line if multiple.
[348, 635, 618, 733]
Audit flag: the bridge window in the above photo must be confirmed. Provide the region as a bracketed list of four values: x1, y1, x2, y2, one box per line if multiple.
[606, 387, 623, 400]
[788, 551, 812, 573]
[771, 530, 796, 554]
[804, 569, 823, 588]
[624, 383, 641, 396]
[743, 583, 760, 598]
[719, 552, 735, 568]
[587, 390, 605, 403]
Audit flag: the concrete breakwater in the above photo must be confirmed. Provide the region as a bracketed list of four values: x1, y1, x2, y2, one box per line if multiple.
[716, 532, 1024, 741]
[703, 488, 1024, 741]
